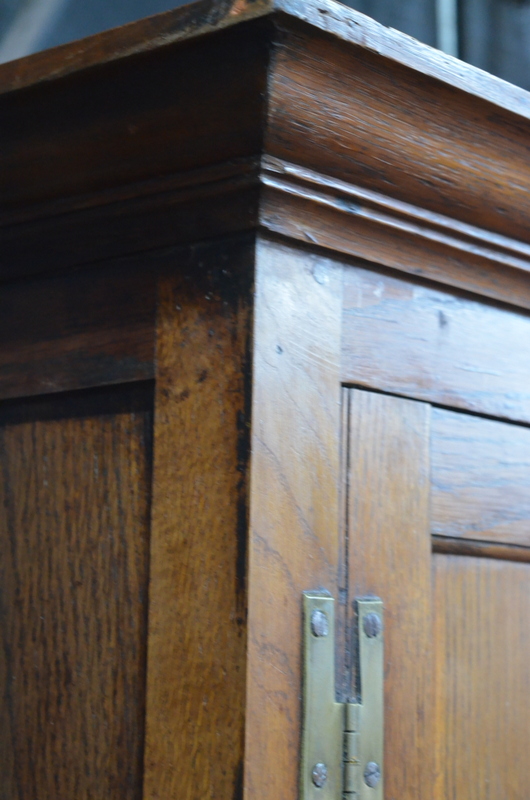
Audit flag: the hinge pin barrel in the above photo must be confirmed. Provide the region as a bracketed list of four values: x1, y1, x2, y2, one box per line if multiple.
[343, 705, 361, 795]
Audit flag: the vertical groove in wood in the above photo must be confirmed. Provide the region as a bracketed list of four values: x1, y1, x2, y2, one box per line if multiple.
[338, 385, 352, 700]
[245, 239, 343, 800]
[0, 388, 152, 799]
[143, 239, 254, 800]
[433, 554, 530, 800]
[346, 389, 433, 800]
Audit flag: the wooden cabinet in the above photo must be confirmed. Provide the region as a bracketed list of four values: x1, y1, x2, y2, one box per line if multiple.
[1, 0, 530, 797]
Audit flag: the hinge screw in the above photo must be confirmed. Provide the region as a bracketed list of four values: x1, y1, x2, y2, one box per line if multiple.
[363, 612, 382, 638]
[364, 761, 381, 788]
[311, 762, 328, 788]
[311, 609, 329, 637]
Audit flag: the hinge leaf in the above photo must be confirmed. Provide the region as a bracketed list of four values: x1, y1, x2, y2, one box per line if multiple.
[301, 593, 384, 800]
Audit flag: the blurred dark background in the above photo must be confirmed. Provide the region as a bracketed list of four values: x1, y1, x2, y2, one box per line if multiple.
[1, 0, 530, 90]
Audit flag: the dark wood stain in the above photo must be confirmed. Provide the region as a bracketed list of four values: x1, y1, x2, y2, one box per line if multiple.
[0, 2, 530, 799]
[266, 24, 530, 244]
[143, 236, 254, 800]
[0, 265, 156, 400]
[0, 382, 153, 799]
[1, 22, 269, 210]
[432, 535, 530, 563]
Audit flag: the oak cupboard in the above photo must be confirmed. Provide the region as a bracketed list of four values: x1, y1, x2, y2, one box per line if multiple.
[1, 0, 530, 798]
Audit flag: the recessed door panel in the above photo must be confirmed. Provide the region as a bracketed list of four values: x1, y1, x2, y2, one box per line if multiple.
[433, 554, 530, 800]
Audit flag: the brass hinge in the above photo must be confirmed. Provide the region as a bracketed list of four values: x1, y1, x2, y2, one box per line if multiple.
[301, 592, 384, 800]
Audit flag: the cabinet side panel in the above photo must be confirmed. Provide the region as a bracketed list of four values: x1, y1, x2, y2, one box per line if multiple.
[346, 389, 433, 800]
[143, 238, 254, 800]
[0, 383, 152, 800]
[245, 239, 343, 800]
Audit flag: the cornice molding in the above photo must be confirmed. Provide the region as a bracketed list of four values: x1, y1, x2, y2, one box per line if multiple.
[2, 0, 530, 306]
[259, 157, 530, 308]
[4, 153, 530, 309]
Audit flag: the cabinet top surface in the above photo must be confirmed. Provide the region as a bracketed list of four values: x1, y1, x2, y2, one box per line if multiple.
[1, 0, 530, 118]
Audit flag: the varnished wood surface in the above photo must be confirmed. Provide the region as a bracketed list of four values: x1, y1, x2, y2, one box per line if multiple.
[245, 239, 343, 800]
[345, 389, 433, 800]
[433, 554, 530, 800]
[0, 383, 152, 799]
[341, 262, 530, 423]
[0, 0, 272, 94]
[2, 164, 259, 279]
[2, 2, 530, 798]
[0, 265, 155, 399]
[143, 237, 253, 800]
[431, 407, 530, 546]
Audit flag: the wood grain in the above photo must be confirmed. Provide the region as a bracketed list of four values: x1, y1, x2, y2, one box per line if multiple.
[143, 237, 254, 800]
[245, 238, 343, 800]
[3, 0, 530, 296]
[266, 23, 530, 245]
[345, 389, 433, 800]
[431, 407, 530, 546]
[0, 264, 155, 399]
[341, 263, 530, 423]
[433, 554, 530, 800]
[0, 0, 272, 95]
[0, 382, 152, 800]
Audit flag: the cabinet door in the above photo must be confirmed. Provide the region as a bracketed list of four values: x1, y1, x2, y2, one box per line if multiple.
[345, 389, 530, 800]
[341, 259, 530, 799]
[248, 240, 530, 800]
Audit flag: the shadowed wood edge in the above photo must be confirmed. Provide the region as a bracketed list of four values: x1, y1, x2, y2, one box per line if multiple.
[432, 535, 530, 563]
